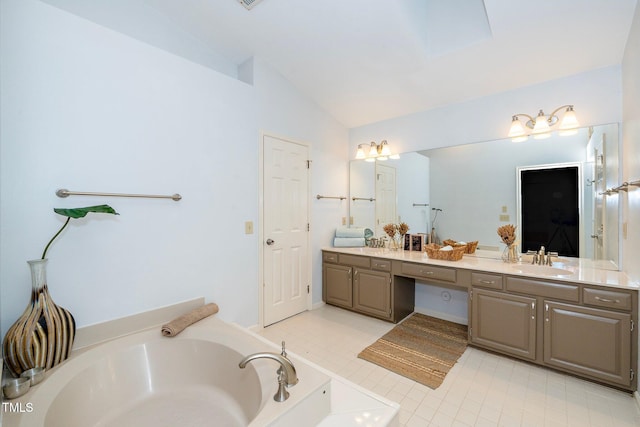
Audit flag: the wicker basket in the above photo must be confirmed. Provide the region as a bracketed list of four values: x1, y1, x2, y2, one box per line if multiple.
[442, 239, 479, 254]
[423, 243, 466, 261]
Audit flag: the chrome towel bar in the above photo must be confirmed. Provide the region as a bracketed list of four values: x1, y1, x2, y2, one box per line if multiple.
[56, 189, 182, 201]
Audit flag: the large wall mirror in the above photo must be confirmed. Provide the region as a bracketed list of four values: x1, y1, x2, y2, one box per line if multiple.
[349, 123, 620, 268]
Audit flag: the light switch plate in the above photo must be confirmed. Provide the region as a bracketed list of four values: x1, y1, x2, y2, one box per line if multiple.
[499, 214, 510, 222]
[245, 221, 254, 234]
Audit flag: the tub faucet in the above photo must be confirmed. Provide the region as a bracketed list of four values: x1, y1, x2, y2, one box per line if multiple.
[239, 351, 298, 402]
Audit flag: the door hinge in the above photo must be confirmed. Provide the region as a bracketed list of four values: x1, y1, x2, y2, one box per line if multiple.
[469, 290, 473, 300]
[632, 320, 635, 332]
[307, 160, 312, 169]
[631, 369, 635, 382]
[307, 285, 310, 294]
[307, 223, 310, 232]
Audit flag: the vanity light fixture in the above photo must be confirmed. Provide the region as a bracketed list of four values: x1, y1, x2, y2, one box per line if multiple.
[508, 105, 579, 142]
[355, 140, 399, 162]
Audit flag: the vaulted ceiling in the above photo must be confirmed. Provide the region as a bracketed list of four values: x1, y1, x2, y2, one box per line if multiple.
[42, 0, 638, 128]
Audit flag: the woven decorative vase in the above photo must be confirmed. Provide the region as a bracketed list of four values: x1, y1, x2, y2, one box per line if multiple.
[2, 259, 76, 377]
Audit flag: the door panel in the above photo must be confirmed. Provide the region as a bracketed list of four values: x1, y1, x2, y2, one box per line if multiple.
[353, 269, 391, 319]
[471, 288, 537, 360]
[544, 301, 631, 386]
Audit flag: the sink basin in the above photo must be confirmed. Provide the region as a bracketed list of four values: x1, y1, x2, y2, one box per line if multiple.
[511, 264, 574, 277]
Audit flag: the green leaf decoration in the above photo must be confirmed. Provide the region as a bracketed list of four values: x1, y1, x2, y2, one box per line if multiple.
[42, 204, 119, 259]
[53, 205, 119, 218]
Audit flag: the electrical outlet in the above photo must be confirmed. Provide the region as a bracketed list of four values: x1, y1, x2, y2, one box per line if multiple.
[350, 216, 354, 225]
[342, 217, 346, 225]
[502, 206, 508, 213]
[244, 221, 253, 234]
[499, 214, 510, 222]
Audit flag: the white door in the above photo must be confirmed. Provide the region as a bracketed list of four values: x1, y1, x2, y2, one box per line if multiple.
[375, 163, 397, 237]
[262, 135, 310, 326]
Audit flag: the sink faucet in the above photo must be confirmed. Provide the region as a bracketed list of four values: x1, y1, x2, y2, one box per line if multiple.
[239, 347, 298, 402]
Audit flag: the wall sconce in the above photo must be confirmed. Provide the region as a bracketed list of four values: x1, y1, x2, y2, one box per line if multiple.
[508, 105, 579, 142]
[355, 140, 400, 162]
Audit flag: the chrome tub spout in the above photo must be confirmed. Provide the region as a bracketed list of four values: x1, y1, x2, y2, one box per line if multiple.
[239, 352, 298, 402]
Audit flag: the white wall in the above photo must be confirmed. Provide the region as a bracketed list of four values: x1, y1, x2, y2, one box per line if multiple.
[0, 1, 351, 341]
[239, 57, 349, 308]
[0, 0, 262, 337]
[349, 66, 622, 155]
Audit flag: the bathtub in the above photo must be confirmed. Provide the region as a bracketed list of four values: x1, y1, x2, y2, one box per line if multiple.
[3, 311, 398, 426]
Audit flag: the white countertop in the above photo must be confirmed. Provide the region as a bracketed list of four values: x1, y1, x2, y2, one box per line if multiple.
[323, 247, 639, 290]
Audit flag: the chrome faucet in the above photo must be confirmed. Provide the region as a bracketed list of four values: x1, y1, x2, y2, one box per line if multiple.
[239, 345, 298, 402]
[537, 246, 545, 265]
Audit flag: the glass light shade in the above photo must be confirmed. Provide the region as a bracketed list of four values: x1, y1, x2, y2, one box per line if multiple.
[380, 142, 391, 156]
[508, 117, 526, 138]
[511, 135, 528, 143]
[559, 107, 579, 132]
[377, 156, 388, 161]
[365, 157, 376, 163]
[389, 154, 400, 160]
[532, 111, 551, 137]
[355, 145, 365, 159]
[368, 142, 378, 157]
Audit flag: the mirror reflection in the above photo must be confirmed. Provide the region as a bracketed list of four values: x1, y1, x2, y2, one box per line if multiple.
[349, 123, 619, 267]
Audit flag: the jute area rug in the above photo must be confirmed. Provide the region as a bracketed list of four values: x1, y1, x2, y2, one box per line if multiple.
[358, 313, 468, 389]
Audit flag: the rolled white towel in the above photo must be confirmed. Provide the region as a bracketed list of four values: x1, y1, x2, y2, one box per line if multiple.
[335, 227, 365, 238]
[333, 237, 366, 247]
[440, 245, 454, 251]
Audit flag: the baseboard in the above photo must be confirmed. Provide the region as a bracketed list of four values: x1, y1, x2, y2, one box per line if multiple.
[634, 391, 640, 410]
[413, 307, 468, 326]
[312, 301, 326, 310]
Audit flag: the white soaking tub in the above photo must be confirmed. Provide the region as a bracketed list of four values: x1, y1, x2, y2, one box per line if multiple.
[3, 311, 398, 427]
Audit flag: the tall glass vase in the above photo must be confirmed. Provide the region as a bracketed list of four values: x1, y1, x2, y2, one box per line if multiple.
[502, 244, 518, 263]
[2, 259, 76, 377]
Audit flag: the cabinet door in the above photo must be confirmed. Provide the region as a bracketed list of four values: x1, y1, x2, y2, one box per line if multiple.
[471, 288, 537, 360]
[544, 301, 631, 387]
[323, 264, 353, 308]
[353, 269, 391, 319]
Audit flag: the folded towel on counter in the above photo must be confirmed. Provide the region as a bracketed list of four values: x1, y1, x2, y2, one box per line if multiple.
[335, 226, 366, 238]
[333, 237, 366, 247]
[161, 303, 219, 337]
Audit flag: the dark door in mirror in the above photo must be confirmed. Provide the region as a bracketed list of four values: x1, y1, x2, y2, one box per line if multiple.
[520, 166, 579, 257]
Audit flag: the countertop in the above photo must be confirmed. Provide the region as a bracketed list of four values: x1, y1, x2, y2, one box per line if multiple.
[322, 247, 639, 290]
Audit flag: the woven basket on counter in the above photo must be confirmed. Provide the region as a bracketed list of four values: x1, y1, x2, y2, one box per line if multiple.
[423, 243, 466, 261]
[442, 239, 479, 254]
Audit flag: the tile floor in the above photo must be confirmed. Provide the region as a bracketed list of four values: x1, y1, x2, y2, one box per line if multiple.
[258, 305, 640, 427]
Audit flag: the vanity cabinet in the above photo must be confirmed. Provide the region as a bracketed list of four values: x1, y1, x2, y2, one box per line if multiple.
[470, 275, 637, 389]
[470, 288, 537, 361]
[322, 251, 414, 322]
[322, 248, 637, 391]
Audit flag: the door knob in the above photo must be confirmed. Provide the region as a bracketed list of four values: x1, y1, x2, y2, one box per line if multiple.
[266, 239, 275, 245]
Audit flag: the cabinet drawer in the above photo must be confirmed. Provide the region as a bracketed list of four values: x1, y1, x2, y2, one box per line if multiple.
[583, 288, 632, 311]
[323, 252, 338, 263]
[371, 258, 391, 272]
[401, 262, 456, 283]
[506, 276, 579, 302]
[339, 254, 370, 268]
[471, 272, 503, 290]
